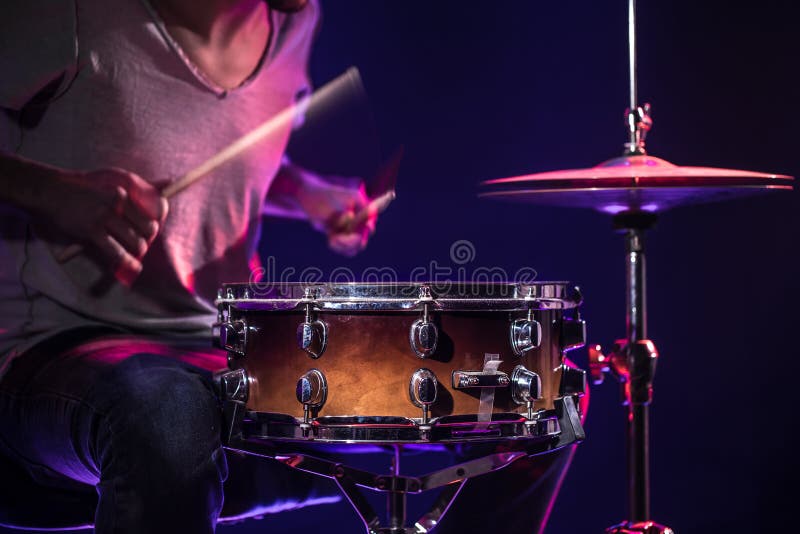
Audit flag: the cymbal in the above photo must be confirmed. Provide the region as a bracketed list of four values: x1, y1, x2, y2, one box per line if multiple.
[479, 155, 794, 213]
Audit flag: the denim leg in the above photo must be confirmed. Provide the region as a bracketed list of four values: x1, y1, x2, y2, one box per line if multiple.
[0, 334, 228, 533]
[90, 353, 227, 533]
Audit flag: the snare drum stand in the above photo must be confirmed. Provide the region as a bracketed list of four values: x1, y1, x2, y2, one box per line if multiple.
[588, 211, 673, 534]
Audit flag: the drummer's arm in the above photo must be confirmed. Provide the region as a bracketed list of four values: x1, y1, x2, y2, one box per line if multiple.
[0, 152, 168, 284]
[264, 157, 376, 256]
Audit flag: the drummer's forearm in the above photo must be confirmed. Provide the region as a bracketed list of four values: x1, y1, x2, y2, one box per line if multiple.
[266, 157, 303, 203]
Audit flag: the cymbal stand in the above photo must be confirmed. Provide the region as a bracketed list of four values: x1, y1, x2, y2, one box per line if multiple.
[586, 1, 674, 532]
[589, 211, 671, 533]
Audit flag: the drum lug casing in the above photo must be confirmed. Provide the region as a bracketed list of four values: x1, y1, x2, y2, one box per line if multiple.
[509, 312, 542, 356]
[216, 367, 250, 403]
[559, 316, 587, 352]
[409, 368, 438, 425]
[297, 319, 328, 359]
[214, 368, 249, 445]
[217, 319, 249, 357]
[297, 301, 328, 359]
[409, 319, 438, 358]
[409, 301, 438, 358]
[296, 369, 328, 424]
[558, 364, 588, 397]
[511, 365, 542, 420]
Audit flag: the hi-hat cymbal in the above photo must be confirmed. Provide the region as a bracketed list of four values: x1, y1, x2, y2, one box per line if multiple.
[479, 155, 794, 213]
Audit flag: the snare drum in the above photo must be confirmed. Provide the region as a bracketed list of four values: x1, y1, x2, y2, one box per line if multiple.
[214, 282, 586, 442]
[214, 282, 588, 533]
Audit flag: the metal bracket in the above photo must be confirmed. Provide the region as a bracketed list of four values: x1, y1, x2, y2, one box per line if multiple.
[451, 370, 510, 389]
[589, 339, 658, 405]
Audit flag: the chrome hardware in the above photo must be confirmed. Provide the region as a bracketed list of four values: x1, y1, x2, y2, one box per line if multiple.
[588, 342, 618, 385]
[216, 368, 249, 403]
[408, 368, 438, 425]
[418, 285, 432, 300]
[559, 315, 587, 352]
[296, 369, 328, 424]
[409, 303, 438, 358]
[215, 281, 580, 312]
[302, 286, 321, 300]
[607, 521, 674, 534]
[509, 310, 542, 356]
[218, 319, 248, 357]
[510, 365, 541, 420]
[589, 339, 660, 404]
[558, 364, 587, 397]
[297, 304, 328, 359]
[624, 103, 653, 156]
[451, 370, 510, 389]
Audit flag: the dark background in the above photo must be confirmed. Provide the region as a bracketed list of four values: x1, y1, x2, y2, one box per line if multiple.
[4, 0, 796, 533]
[247, 0, 800, 532]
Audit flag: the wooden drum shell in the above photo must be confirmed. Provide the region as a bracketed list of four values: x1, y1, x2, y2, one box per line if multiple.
[231, 308, 568, 419]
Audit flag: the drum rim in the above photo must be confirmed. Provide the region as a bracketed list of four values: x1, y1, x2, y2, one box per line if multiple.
[216, 281, 580, 311]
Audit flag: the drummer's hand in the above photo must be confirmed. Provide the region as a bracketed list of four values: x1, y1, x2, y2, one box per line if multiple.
[297, 176, 376, 257]
[323, 183, 377, 257]
[43, 168, 169, 285]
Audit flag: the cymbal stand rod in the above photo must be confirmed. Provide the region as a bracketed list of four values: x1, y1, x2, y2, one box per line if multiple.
[624, 0, 652, 156]
[625, 227, 649, 522]
[627, 0, 638, 115]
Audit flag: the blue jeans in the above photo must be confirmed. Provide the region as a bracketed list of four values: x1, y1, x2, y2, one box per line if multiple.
[0, 329, 322, 533]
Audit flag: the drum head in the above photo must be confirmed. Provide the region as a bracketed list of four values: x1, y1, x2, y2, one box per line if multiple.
[216, 281, 580, 312]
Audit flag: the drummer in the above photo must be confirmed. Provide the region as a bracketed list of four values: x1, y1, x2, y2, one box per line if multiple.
[0, 0, 376, 531]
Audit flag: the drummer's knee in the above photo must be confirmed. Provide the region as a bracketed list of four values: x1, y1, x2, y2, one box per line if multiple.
[93, 353, 225, 485]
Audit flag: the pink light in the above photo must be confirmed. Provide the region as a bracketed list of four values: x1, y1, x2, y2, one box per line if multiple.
[601, 204, 629, 214]
[220, 495, 342, 524]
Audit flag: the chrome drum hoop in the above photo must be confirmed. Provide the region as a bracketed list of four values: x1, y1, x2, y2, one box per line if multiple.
[242, 411, 561, 444]
[215, 281, 580, 312]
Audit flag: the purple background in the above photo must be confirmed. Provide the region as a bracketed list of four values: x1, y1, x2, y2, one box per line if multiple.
[3, 0, 797, 532]
[252, 0, 800, 531]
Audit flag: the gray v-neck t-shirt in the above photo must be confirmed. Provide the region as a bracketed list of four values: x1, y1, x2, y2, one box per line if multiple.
[0, 0, 319, 376]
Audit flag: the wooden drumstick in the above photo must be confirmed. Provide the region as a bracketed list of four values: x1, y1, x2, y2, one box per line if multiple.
[333, 189, 396, 233]
[56, 68, 363, 263]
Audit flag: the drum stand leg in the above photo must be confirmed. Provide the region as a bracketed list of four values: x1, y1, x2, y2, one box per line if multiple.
[591, 213, 673, 534]
[223, 398, 585, 532]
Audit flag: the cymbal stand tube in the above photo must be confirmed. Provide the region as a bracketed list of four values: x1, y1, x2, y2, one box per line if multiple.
[605, 213, 672, 533]
[628, 0, 638, 115]
[625, 228, 648, 522]
[624, 0, 652, 156]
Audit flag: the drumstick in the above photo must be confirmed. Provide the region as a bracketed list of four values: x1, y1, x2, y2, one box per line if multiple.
[336, 189, 396, 233]
[56, 68, 363, 263]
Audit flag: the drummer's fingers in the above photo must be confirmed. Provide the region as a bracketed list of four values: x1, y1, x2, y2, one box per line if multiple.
[328, 232, 363, 257]
[122, 201, 162, 244]
[105, 216, 148, 259]
[120, 174, 169, 241]
[89, 229, 143, 286]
